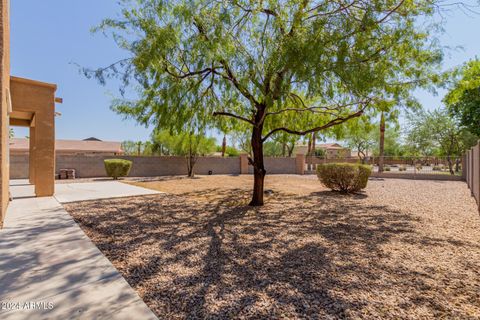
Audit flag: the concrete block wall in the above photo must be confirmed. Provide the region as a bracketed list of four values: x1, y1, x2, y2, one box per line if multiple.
[247, 157, 297, 174]
[10, 154, 304, 179]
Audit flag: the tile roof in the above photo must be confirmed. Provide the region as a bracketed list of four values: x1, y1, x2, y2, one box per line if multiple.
[10, 138, 123, 154]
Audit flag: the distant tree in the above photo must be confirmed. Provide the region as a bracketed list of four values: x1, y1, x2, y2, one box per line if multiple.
[154, 130, 216, 177]
[314, 148, 326, 157]
[405, 109, 476, 174]
[121, 140, 140, 155]
[263, 140, 284, 157]
[405, 111, 441, 157]
[273, 132, 299, 157]
[380, 128, 406, 157]
[342, 118, 376, 163]
[87, 0, 445, 205]
[444, 59, 480, 136]
[216, 145, 240, 157]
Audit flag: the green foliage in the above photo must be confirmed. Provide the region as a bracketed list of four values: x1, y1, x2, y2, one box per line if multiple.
[444, 59, 480, 136]
[340, 117, 376, 160]
[317, 163, 371, 193]
[225, 146, 240, 157]
[121, 140, 160, 156]
[216, 145, 240, 157]
[433, 165, 442, 171]
[384, 166, 391, 171]
[263, 140, 284, 157]
[405, 108, 477, 158]
[104, 159, 132, 179]
[314, 148, 326, 157]
[399, 165, 407, 171]
[153, 130, 216, 177]
[88, 0, 443, 145]
[154, 130, 216, 157]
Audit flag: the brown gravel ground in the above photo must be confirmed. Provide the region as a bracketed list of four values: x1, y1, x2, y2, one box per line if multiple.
[64, 176, 480, 319]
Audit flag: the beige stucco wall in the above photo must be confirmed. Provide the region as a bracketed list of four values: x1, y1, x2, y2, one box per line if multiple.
[10, 77, 56, 197]
[0, 0, 10, 226]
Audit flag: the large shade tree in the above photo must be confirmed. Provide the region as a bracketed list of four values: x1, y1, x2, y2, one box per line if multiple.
[444, 59, 480, 136]
[86, 0, 444, 205]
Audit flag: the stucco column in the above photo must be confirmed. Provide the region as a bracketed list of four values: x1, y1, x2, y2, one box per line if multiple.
[296, 154, 305, 175]
[240, 154, 249, 174]
[33, 107, 55, 197]
[29, 126, 35, 184]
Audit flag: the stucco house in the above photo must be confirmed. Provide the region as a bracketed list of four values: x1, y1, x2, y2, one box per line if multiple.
[10, 137, 124, 156]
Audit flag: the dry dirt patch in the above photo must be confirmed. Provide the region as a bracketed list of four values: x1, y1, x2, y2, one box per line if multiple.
[65, 177, 480, 319]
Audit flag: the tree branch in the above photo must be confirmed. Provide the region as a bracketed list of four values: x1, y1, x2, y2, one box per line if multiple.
[262, 107, 367, 142]
[213, 111, 255, 125]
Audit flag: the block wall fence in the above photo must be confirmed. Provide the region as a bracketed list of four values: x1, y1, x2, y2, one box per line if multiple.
[464, 141, 480, 212]
[10, 154, 306, 179]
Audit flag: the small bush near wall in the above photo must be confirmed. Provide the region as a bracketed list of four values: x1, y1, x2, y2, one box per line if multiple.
[317, 163, 371, 193]
[104, 159, 132, 180]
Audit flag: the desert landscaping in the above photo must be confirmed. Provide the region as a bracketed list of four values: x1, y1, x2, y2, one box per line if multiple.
[65, 176, 480, 319]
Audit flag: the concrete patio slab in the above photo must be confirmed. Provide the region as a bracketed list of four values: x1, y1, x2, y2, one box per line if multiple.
[0, 183, 158, 319]
[54, 181, 161, 203]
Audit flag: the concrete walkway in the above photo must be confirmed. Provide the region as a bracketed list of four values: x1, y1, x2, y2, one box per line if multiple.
[54, 181, 161, 203]
[0, 181, 159, 319]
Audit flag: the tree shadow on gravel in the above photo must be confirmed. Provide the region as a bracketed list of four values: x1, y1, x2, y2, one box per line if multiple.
[65, 189, 480, 319]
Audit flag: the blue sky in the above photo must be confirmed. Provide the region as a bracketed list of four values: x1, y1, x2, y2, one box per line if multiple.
[11, 1, 480, 142]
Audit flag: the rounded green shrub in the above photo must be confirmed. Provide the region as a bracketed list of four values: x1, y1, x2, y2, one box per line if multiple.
[384, 166, 391, 171]
[317, 163, 371, 193]
[399, 165, 407, 172]
[432, 165, 441, 171]
[104, 159, 132, 179]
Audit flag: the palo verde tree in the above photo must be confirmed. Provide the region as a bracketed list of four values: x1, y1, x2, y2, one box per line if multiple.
[86, 0, 444, 205]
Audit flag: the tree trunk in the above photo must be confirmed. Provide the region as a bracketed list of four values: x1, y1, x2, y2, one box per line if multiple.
[282, 142, 287, 157]
[186, 142, 197, 178]
[249, 121, 266, 206]
[312, 132, 316, 155]
[288, 142, 294, 157]
[187, 155, 197, 178]
[307, 134, 313, 171]
[221, 135, 227, 157]
[358, 150, 366, 164]
[447, 155, 454, 175]
[378, 112, 385, 173]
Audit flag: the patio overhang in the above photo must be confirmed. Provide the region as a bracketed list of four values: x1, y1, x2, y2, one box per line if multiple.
[9, 76, 61, 197]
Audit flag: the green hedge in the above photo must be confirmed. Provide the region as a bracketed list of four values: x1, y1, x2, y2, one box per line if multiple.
[317, 163, 371, 193]
[104, 159, 132, 180]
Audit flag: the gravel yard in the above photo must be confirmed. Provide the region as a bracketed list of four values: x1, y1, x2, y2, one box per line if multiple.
[65, 176, 480, 319]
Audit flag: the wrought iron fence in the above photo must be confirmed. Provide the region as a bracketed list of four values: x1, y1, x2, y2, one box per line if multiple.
[305, 155, 463, 176]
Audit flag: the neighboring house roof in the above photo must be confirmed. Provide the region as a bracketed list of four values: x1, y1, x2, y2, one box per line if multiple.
[83, 137, 102, 141]
[296, 143, 346, 150]
[10, 138, 123, 154]
[317, 143, 345, 150]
